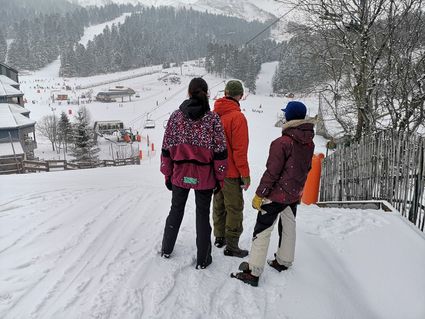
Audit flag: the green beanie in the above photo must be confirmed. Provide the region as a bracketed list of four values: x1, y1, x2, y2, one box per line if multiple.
[225, 80, 244, 97]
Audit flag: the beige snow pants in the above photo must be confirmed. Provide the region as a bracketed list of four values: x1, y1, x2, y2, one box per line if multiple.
[248, 202, 297, 277]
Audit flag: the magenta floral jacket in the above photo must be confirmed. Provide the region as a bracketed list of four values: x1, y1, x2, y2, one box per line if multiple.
[161, 98, 228, 190]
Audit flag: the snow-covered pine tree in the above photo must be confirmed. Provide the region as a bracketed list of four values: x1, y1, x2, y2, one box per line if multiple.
[29, 18, 49, 69]
[74, 44, 91, 77]
[0, 30, 6, 63]
[272, 34, 324, 94]
[59, 45, 77, 77]
[57, 111, 72, 153]
[7, 20, 31, 70]
[224, 45, 238, 79]
[243, 46, 260, 93]
[70, 107, 99, 163]
[205, 43, 215, 73]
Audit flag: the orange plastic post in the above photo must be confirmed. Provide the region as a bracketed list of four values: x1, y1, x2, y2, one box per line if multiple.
[151, 143, 155, 152]
[139, 150, 143, 160]
[301, 153, 325, 205]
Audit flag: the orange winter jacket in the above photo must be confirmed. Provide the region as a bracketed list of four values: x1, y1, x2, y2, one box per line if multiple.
[213, 97, 250, 178]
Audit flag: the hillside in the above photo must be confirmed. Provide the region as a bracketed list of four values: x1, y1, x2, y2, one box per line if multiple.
[72, 0, 301, 41]
[73, 0, 290, 21]
[1, 60, 425, 318]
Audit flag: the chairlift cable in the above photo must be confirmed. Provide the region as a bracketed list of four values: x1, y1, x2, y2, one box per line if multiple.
[126, 3, 299, 128]
[244, 3, 301, 47]
[128, 77, 224, 129]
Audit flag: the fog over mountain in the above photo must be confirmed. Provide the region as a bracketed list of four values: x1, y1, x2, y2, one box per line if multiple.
[71, 0, 295, 22]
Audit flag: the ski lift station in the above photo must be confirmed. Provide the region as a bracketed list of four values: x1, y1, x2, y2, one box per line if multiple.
[94, 120, 124, 134]
[96, 86, 136, 102]
[51, 91, 70, 102]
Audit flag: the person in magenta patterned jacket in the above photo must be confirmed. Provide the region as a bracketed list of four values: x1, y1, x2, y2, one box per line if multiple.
[160, 77, 228, 269]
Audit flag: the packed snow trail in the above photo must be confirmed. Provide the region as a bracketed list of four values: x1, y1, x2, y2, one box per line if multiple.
[1, 164, 424, 319]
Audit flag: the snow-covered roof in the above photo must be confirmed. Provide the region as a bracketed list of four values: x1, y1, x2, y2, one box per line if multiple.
[0, 61, 18, 73]
[0, 75, 19, 87]
[0, 141, 24, 157]
[6, 103, 30, 115]
[0, 104, 35, 129]
[0, 81, 23, 97]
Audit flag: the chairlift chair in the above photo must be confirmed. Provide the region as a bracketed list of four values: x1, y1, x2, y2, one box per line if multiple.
[144, 119, 156, 129]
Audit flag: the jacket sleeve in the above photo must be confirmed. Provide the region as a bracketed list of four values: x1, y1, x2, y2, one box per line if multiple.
[256, 138, 290, 197]
[231, 114, 250, 177]
[160, 113, 174, 177]
[213, 114, 228, 182]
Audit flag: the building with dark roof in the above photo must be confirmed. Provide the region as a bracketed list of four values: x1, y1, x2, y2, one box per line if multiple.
[0, 80, 24, 106]
[0, 62, 19, 84]
[96, 86, 136, 102]
[0, 63, 37, 164]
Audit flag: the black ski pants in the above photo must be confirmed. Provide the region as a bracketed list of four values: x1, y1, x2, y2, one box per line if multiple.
[161, 185, 213, 265]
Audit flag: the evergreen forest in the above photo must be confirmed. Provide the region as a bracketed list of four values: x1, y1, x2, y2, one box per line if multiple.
[0, 1, 138, 70]
[59, 7, 269, 79]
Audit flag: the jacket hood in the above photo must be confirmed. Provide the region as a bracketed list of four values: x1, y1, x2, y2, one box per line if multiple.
[282, 117, 316, 144]
[179, 98, 208, 120]
[213, 97, 240, 116]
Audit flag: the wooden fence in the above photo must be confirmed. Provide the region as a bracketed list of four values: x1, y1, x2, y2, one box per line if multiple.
[320, 130, 425, 232]
[0, 155, 25, 174]
[20, 157, 140, 173]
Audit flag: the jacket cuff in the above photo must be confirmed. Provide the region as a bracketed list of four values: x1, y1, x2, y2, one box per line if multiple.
[256, 187, 270, 197]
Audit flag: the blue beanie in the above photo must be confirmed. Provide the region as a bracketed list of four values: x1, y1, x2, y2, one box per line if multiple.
[282, 101, 307, 121]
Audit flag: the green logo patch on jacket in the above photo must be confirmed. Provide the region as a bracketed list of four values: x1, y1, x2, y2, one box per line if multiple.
[183, 177, 198, 185]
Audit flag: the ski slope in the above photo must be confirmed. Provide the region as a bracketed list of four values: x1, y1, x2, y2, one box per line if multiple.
[1, 60, 425, 318]
[79, 13, 132, 47]
[1, 161, 424, 318]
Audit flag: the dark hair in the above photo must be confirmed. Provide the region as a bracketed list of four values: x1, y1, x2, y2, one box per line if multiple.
[188, 77, 210, 112]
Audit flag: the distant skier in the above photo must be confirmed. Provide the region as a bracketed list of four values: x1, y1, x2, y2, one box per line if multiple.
[231, 101, 315, 286]
[160, 77, 228, 269]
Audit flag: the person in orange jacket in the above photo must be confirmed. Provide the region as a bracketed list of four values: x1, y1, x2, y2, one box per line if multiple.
[213, 80, 250, 258]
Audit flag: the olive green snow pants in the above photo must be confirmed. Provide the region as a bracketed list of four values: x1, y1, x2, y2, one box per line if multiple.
[213, 177, 244, 241]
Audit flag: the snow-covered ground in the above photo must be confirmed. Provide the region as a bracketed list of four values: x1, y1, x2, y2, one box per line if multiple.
[1, 54, 425, 318]
[20, 57, 324, 161]
[1, 164, 424, 319]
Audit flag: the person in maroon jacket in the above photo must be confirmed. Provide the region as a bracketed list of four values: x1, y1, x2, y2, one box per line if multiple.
[160, 77, 228, 269]
[231, 101, 315, 286]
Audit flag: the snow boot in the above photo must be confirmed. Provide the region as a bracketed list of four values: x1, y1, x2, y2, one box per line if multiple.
[214, 237, 226, 248]
[230, 262, 259, 287]
[224, 247, 249, 258]
[238, 261, 250, 272]
[267, 259, 288, 272]
[161, 251, 170, 259]
[196, 255, 212, 270]
[224, 237, 249, 258]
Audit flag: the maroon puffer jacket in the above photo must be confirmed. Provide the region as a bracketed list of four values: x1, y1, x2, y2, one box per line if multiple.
[256, 119, 315, 204]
